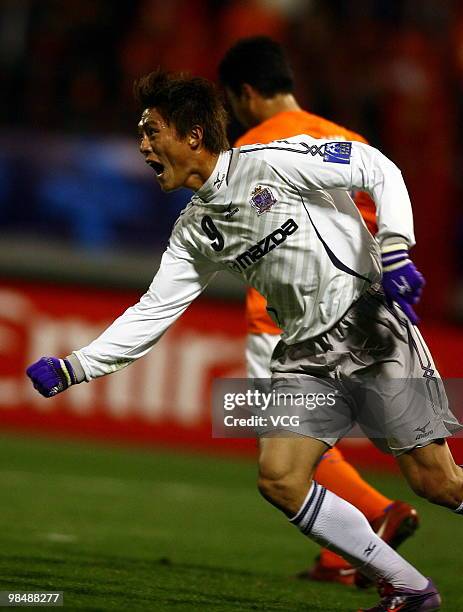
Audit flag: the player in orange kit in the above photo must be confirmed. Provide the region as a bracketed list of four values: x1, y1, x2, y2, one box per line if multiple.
[219, 36, 419, 587]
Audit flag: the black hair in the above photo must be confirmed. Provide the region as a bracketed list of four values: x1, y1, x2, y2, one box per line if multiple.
[134, 69, 229, 154]
[218, 36, 294, 97]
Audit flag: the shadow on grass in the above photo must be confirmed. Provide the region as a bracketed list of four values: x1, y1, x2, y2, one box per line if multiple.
[0, 550, 367, 611]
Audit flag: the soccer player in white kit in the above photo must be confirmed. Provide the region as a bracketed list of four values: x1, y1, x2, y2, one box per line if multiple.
[27, 69, 463, 611]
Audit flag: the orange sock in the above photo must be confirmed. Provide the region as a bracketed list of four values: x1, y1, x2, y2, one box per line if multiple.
[314, 446, 392, 523]
[319, 548, 353, 570]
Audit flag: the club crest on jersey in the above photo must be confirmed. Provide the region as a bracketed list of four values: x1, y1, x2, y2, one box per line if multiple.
[323, 142, 352, 164]
[250, 185, 277, 215]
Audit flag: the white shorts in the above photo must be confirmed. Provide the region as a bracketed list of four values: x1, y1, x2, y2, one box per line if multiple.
[268, 289, 462, 455]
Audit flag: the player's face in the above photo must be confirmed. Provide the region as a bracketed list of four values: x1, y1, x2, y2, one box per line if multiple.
[225, 88, 257, 129]
[138, 108, 192, 192]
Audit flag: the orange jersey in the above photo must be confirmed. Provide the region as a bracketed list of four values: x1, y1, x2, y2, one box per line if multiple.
[236, 110, 377, 335]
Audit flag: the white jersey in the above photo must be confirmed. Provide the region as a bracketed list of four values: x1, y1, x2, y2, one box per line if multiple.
[74, 136, 415, 381]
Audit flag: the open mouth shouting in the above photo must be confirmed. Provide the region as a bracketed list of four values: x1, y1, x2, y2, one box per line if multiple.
[146, 159, 165, 178]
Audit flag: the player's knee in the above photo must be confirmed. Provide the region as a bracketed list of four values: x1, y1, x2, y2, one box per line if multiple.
[257, 473, 298, 508]
[408, 478, 429, 500]
[409, 469, 462, 507]
[257, 471, 287, 502]
[257, 466, 305, 511]
[425, 481, 460, 507]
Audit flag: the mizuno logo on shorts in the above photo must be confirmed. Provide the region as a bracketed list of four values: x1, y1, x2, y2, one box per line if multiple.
[230, 218, 298, 272]
[415, 420, 433, 440]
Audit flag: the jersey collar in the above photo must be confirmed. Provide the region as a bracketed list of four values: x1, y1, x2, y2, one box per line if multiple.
[195, 150, 232, 202]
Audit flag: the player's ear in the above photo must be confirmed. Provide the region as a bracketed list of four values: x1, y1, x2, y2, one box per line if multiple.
[189, 125, 203, 151]
[241, 83, 254, 101]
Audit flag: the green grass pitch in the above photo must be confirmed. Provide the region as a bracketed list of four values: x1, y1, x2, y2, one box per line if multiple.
[0, 434, 460, 610]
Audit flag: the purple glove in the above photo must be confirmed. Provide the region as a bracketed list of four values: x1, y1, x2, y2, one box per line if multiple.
[26, 357, 77, 398]
[381, 243, 425, 325]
